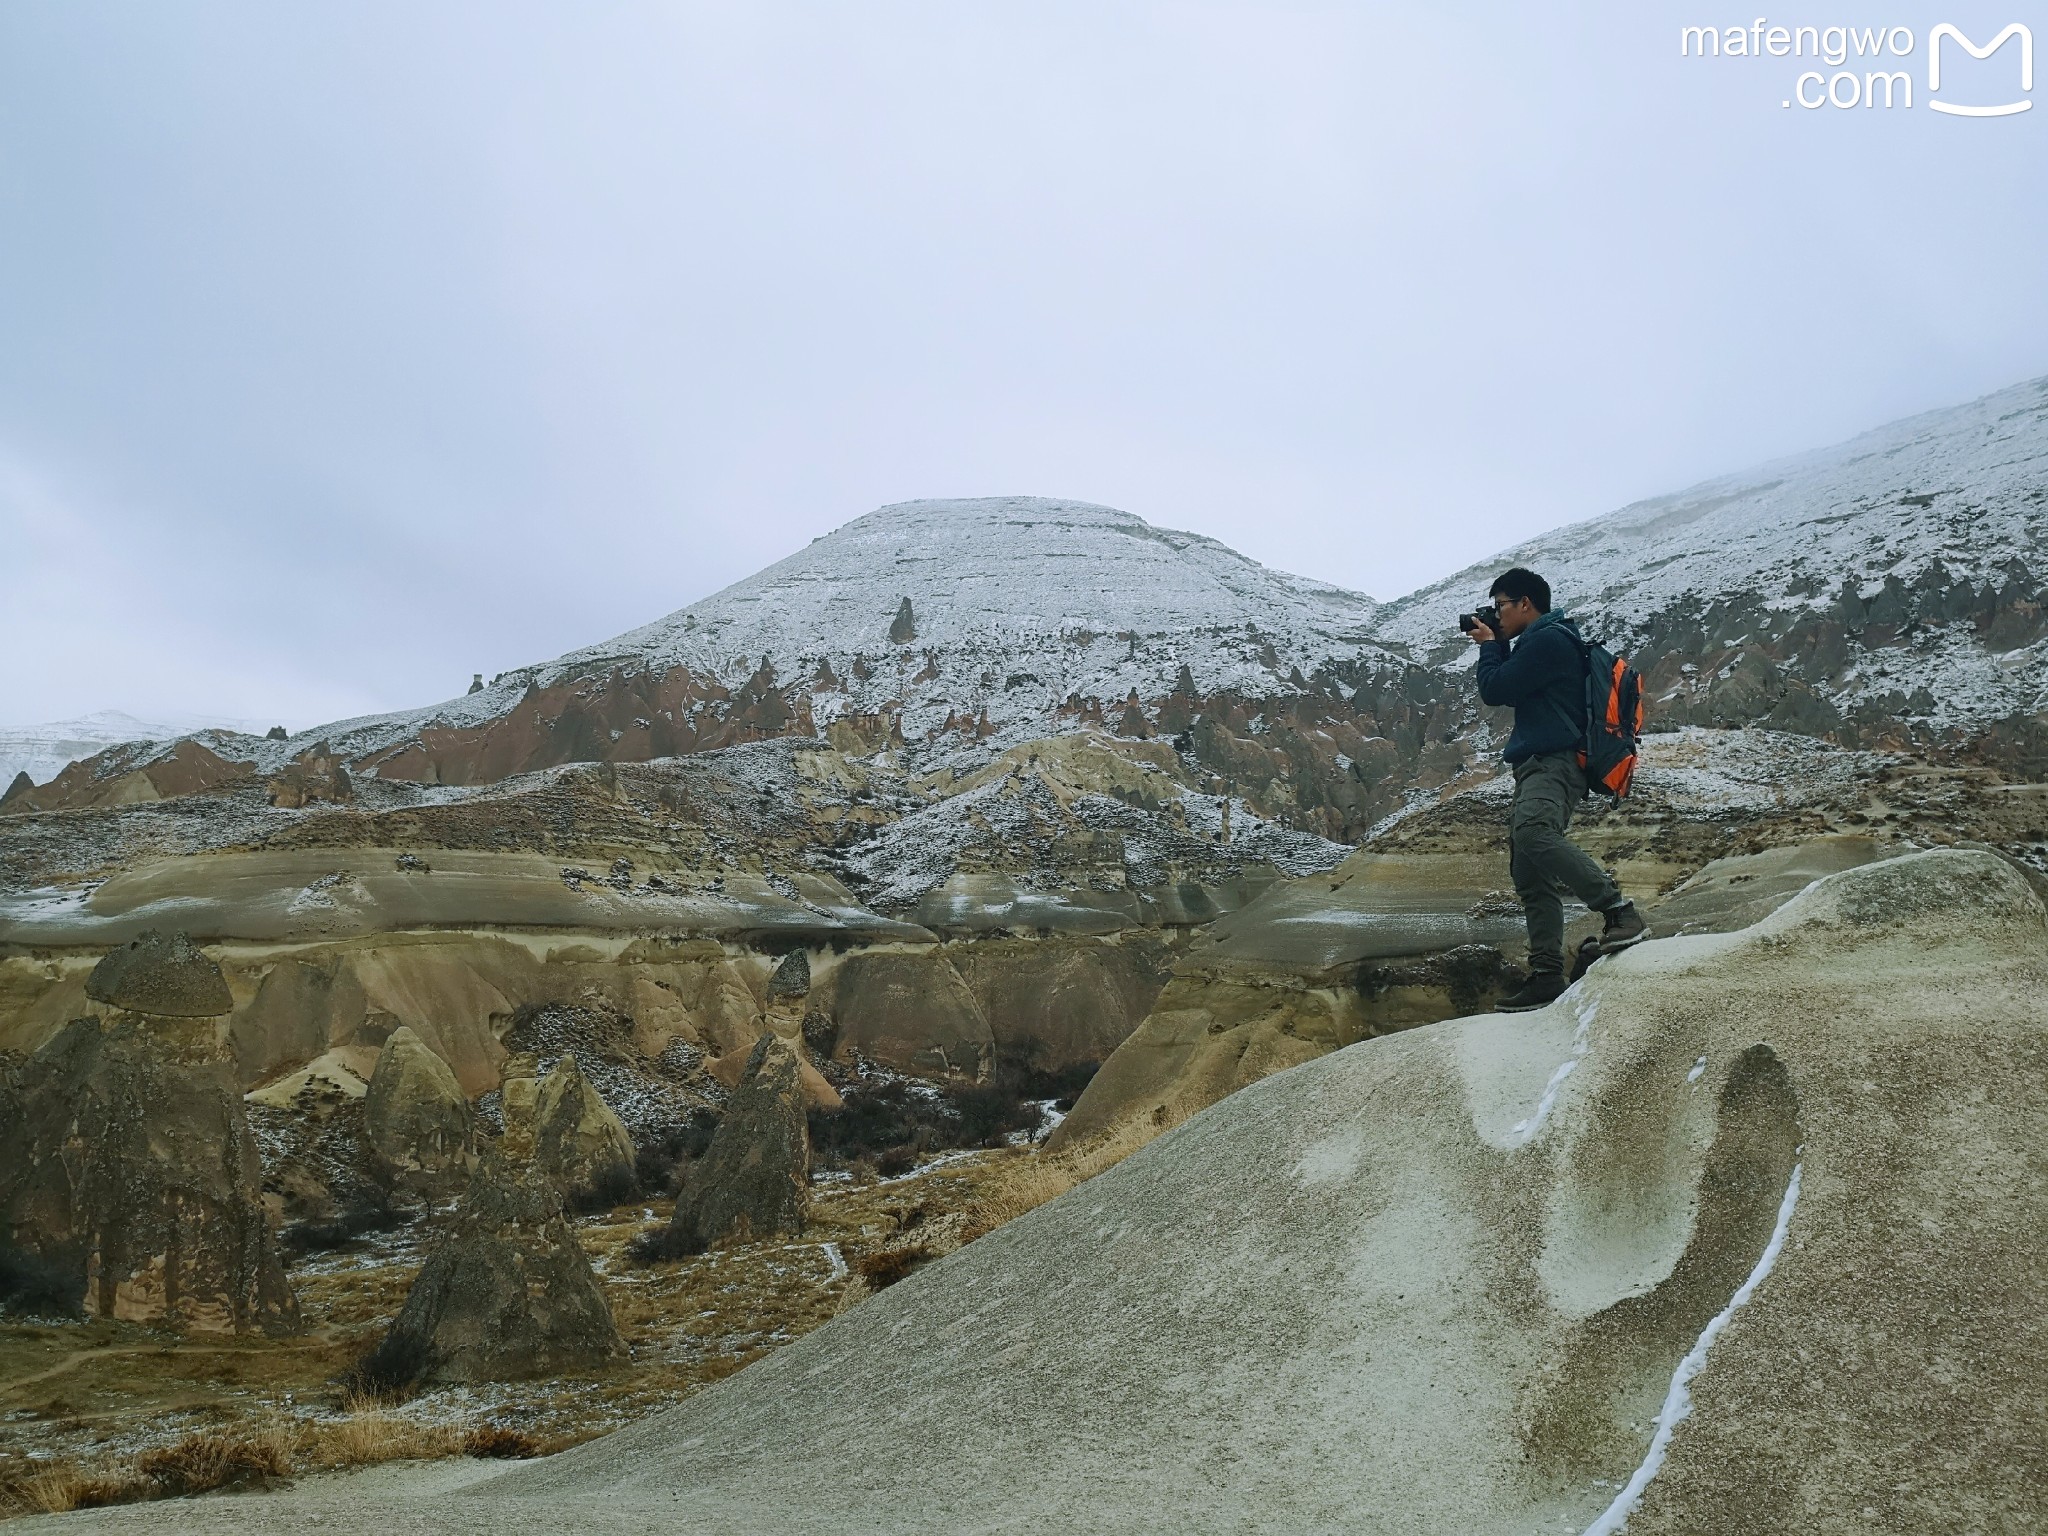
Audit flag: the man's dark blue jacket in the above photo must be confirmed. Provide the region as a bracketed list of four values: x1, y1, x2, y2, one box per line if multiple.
[1475, 608, 1588, 765]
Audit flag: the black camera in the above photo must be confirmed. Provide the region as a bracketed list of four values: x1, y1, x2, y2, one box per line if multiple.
[1458, 603, 1501, 635]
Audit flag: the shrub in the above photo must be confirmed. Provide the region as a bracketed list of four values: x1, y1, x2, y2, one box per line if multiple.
[850, 1244, 936, 1291]
[989, 1039, 1100, 1108]
[808, 1080, 948, 1163]
[874, 1145, 918, 1178]
[0, 1245, 83, 1317]
[462, 1427, 540, 1459]
[279, 1196, 406, 1256]
[625, 1220, 705, 1265]
[631, 1109, 722, 1197]
[567, 1162, 640, 1215]
[342, 1328, 434, 1399]
[947, 1082, 1041, 1147]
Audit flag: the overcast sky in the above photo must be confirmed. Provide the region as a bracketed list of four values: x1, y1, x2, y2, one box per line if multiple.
[2, 1, 2042, 731]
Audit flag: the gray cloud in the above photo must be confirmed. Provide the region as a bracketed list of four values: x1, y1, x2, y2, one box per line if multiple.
[2, 1, 2041, 728]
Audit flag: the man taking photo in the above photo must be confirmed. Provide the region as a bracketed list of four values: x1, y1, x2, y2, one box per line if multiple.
[1465, 567, 1647, 1011]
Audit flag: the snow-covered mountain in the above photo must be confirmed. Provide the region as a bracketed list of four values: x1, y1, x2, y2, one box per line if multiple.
[237, 496, 1389, 773]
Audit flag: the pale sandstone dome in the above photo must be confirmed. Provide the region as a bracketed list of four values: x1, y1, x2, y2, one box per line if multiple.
[38, 848, 2048, 1533]
[530, 1052, 635, 1196]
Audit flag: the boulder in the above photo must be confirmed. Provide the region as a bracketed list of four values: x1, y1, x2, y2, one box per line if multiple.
[532, 1053, 636, 1199]
[359, 1154, 622, 1386]
[84, 928, 233, 1021]
[363, 1027, 475, 1196]
[0, 1017, 299, 1334]
[667, 1034, 809, 1251]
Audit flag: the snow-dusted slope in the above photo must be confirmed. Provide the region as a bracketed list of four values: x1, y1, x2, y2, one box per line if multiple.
[1375, 376, 2048, 733]
[600, 495, 1377, 683]
[0, 710, 276, 790]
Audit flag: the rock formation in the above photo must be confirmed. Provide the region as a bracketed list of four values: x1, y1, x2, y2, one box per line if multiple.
[0, 1015, 299, 1334]
[84, 927, 233, 1026]
[496, 1051, 543, 1160]
[532, 1053, 636, 1199]
[363, 1026, 475, 1197]
[358, 1153, 622, 1386]
[889, 596, 917, 644]
[666, 1033, 809, 1252]
[767, 948, 810, 999]
[829, 950, 992, 1078]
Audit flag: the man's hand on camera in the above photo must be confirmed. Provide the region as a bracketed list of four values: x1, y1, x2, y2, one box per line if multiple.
[1466, 621, 1496, 645]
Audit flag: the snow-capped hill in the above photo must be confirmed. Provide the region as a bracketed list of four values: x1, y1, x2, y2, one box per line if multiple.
[524, 495, 1384, 758]
[1378, 375, 2047, 657]
[605, 496, 1376, 673]
[7, 497, 1420, 842]
[1373, 375, 2048, 759]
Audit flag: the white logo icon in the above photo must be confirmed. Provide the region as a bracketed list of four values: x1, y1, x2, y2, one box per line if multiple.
[1928, 22, 2033, 115]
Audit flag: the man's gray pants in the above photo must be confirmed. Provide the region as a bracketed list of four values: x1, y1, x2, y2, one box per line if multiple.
[1509, 751, 1623, 976]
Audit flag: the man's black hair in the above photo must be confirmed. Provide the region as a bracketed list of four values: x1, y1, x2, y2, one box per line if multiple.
[1489, 567, 1552, 612]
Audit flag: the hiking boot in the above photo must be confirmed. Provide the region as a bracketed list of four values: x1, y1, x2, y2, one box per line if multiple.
[1497, 973, 1569, 1013]
[1599, 903, 1650, 954]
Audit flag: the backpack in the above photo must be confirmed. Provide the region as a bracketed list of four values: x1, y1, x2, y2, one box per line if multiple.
[1567, 626, 1644, 800]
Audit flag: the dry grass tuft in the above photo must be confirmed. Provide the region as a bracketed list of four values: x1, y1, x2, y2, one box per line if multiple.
[137, 1432, 291, 1497]
[827, 1276, 873, 1316]
[461, 1426, 541, 1460]
[9, 1465, 146, 1514]
[298, 1403, 462, 1471]
[958, 1116, 1158, 1241]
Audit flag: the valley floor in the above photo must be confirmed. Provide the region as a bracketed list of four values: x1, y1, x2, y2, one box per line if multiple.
[0, 1148, 1022, 1519]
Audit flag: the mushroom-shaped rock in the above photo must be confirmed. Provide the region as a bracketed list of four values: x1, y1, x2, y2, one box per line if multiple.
[667, 1033, 809, 1251]
[533, 1053, 636, 1199]
[359, 1154, 622, 1386]
[0, 1017, 299, 1334]
[84, 928, 232, 1020]
[768, 948, 812, 999]
[363, 1027, 475, 1196]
